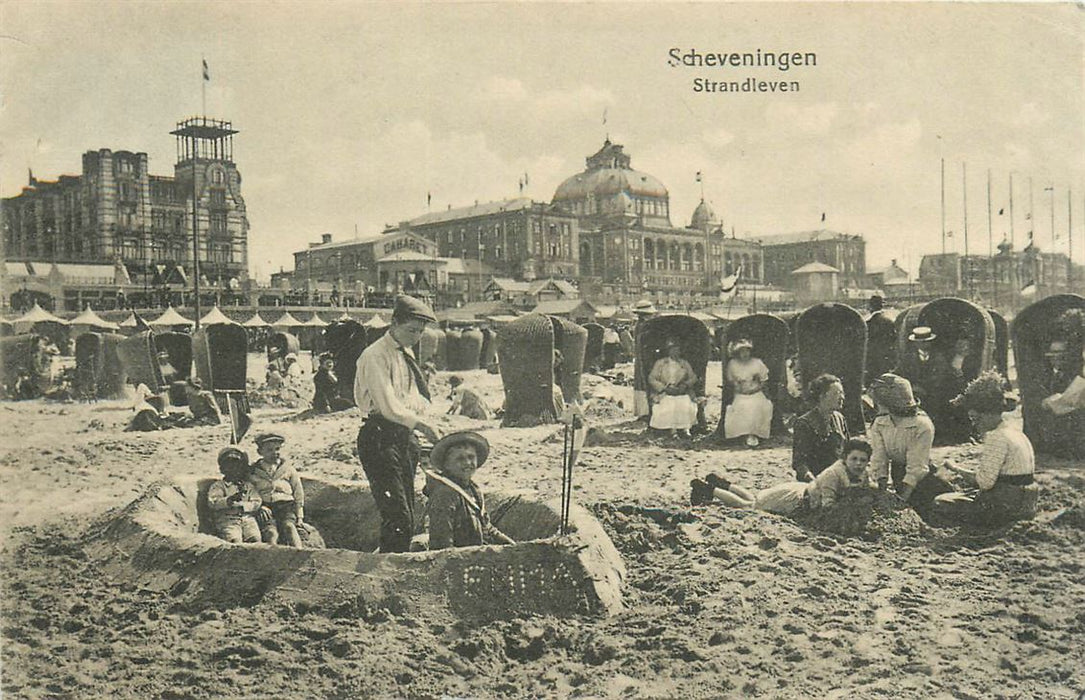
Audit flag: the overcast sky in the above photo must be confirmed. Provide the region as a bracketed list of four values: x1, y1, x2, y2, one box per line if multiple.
[3, 2, 1083, 281]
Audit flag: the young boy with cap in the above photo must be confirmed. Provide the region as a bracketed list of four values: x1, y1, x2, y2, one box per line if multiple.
[354, 294, 441, 553]
[248, 432, 305, 547]
[207, 446, 263, 543]
[423, 431, 515, 549]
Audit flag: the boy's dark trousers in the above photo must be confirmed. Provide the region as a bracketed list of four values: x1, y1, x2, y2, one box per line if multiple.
[357, 415, 421, 553]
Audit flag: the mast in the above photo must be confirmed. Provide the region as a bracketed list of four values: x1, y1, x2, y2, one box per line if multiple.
[941, 157, 947, 255]
[987, 169, 994, 305]
[963, 162, 970, 298]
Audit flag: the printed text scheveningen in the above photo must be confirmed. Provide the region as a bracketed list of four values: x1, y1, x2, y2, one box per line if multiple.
[668, 47, 818, 94]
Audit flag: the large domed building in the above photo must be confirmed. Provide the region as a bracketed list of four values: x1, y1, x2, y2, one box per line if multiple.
[552, 139, 762, 301]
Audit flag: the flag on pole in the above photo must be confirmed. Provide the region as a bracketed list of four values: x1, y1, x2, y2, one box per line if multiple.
[427, 191, 431, 207]
[202, 59, 210, 81]
[524, 172, 529, 186]
[1025, 212, 1031, 220]
[695, 171, 702, 183]
[720, 265, 742, 299]
[998, 208, 1004, 215]
[1020, 280, 1038, 297]
[602, 108, 608, 125]
[821, 212, 826, 222]
[946, 230, 954, 238]
[226, 393, 252, 444]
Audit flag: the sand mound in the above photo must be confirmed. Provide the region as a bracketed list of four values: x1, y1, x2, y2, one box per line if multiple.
[85, 475, 625, 622]
[792, 489, 931, 542]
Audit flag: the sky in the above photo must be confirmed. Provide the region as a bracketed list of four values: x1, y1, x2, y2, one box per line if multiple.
[2, 2, 1083, 282]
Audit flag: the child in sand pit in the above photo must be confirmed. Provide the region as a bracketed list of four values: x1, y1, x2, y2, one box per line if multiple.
[691, 437, 873, 514]
[207, 447, 263, 543]
[248, 432, 305, 547]
[423, 431, 515, 549]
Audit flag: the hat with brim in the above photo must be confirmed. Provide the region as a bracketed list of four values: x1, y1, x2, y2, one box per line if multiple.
[870, 373, 918, 413]
[728, 338, 754, 357]
[430, 430, 490, 470]
[218, 446, 250, 469]
[633, 300, 657, 315]
[254, 432, 286, 447]
[394, 294, 438, 324]
[908, 326, 937, 343]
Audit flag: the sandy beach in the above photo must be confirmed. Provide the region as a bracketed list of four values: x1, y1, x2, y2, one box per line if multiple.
[1, 360, 1083, 699]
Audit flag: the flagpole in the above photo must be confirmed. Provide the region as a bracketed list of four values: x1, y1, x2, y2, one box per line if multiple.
[1045, 184, 1055, 253]
[1068, 188, 1073, 290]
[987, 168, 994, 306]
[1009, 173, 1016, 247]
[940, 157, 946, 255]
[201, 57, 206, 116]
[1029, 176, 1034, 244]
[963, 162, 970, 299]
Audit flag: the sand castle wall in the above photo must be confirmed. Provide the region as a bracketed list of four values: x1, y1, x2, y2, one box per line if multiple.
[88, 476, 625, 623]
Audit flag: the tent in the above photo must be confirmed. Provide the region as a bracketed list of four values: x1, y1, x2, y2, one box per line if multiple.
[70, 306, 120, 332]
[336, 312, 354, 322]
[13, 302, 69, 332]
[149, 306, 194, 327]
[199, 306, 238, 326]
[303, 313, 328, 327]
[242, 312, 270, 328]
[272, 311, 304, 328]
[363, 314, 389, 329]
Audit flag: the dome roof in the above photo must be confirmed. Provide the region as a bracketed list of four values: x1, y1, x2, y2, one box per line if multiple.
[553, 167, 668, 203]
[690, 199, 717, 229]
[552, 139, 668, 204]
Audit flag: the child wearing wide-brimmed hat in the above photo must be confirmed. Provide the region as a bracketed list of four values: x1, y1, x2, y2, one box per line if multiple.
[423, 431, 514, 550]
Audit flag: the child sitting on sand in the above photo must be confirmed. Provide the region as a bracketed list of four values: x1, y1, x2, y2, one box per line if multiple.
[691, 437, 873, 514]
[248, 432, 305, 547]
[207, 446, 263, 543]
[447, 375, 492, 420]
[423, 431, 515, 549]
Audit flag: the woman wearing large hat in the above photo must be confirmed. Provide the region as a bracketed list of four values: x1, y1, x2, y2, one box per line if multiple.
[868, 373, 952, 517]
[722, 338, 773, 447]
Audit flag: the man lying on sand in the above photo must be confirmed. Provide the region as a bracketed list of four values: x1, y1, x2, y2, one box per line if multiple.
[691, 437, 873, 515]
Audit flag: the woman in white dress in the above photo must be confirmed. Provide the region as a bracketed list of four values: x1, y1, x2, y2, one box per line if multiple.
[647, 339, 699, 437]
[724, 338, 773, 447]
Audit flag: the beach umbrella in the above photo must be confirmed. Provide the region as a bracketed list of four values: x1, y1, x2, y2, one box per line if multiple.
[149, 305, 194, 327]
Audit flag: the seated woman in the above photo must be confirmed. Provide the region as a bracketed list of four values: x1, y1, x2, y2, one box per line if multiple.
[936, 372, 1038, 525]
[423, 431, 515, 550]
[691, 437, 873, 514]
[1041, 308, 1085, 416]
[723, 338, 773, 447]
[791, 373, 849, 481]
[647, 338, 699, 438]
[868, 373, 952, 518]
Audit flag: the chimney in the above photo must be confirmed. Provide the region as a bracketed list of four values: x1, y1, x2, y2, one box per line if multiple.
[321, 233, 333, 244]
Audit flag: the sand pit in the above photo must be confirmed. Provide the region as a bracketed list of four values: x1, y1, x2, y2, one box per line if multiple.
[2, 362, 1083, 698]
[88, 475, 625, 623]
